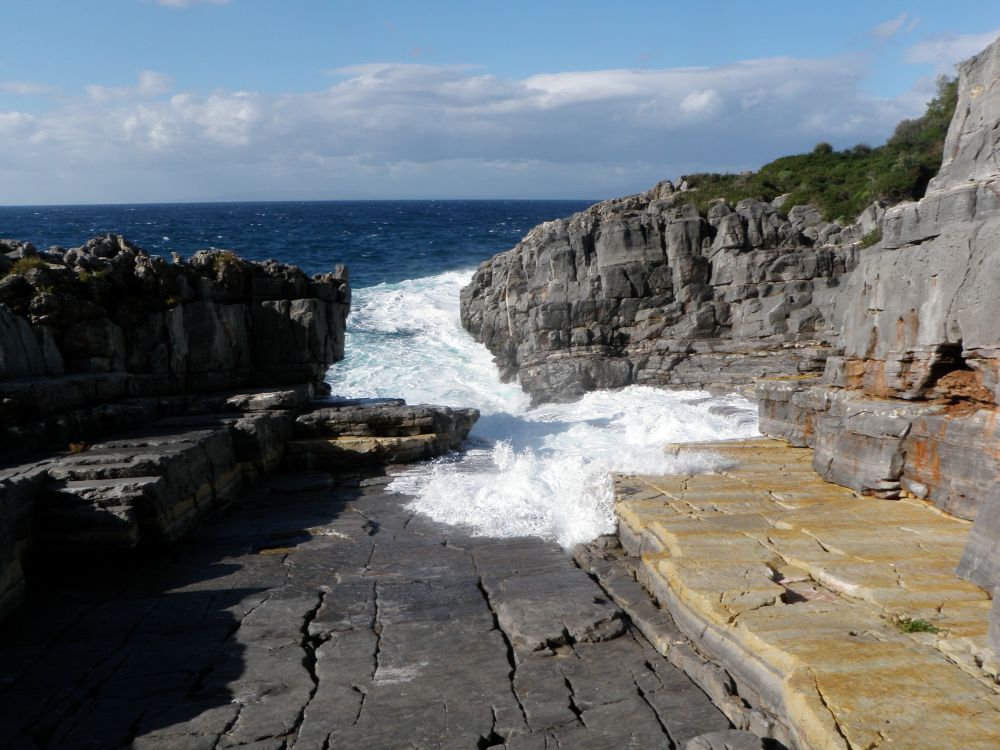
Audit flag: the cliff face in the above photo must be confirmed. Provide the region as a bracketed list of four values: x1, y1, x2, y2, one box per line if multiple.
[460, 178, 873, 404]
[753, 35, 1000, 650]
[462, 33, 1000, 650]
[0, 235, 350, 453]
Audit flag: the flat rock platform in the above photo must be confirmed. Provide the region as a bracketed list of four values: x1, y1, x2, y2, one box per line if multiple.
[614, 438, 1000, 750]
[0, 467, 732, 750]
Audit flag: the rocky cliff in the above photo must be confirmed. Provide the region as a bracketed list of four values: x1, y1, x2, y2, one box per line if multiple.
[463, 33, 1000, 652]
[0, 235, 350, 454]
[753, 35, 1000, 652]
[0, 237, 481, 623]
[460, 180, 878, 403]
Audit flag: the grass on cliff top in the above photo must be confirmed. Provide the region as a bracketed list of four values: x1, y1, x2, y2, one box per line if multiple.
[1, 256, 48, 277]
[673, 76, 959, 223]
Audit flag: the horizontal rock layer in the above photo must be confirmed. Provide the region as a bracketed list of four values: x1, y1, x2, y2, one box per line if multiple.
[757, 35, 1000, 653]
[615, 439, 999, 750]
[0, 456, 734, 749]
[0, 394, 478, 624]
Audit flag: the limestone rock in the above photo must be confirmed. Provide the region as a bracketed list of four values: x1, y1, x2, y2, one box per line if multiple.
[0, 237, 350, 452]
[684, 730, 767, 750]
[460, 189, 856, 403]
[286, 400, 478, 470]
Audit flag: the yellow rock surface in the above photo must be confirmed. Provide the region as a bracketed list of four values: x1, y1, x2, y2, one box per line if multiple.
[616, 439, 1000, 750]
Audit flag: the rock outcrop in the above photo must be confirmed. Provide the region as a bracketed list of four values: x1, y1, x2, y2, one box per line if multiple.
[754, 35, 1000, 653]
[460, 182, 867, 403]
[0, 390, 478, 624]
[463, 32, 1000, 658]
[0, 236, 481, 624]
[0, 235, 350, 454]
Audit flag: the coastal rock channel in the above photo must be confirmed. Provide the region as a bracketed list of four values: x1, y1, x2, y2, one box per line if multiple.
[0, 236, 754, 748]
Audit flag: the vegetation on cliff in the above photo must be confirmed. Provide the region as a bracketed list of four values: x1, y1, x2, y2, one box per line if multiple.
[676, 76, 959, 222]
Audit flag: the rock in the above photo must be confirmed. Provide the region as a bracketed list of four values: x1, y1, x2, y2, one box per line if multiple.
[286, 401, 479, 470]
[0, 395, 478, 625]
[957, 485, 1000, 596]
[0, 236, 350, 453]
[460, 189, 856, 403]
[929, 39, 1000, 192]
[684, 730, 767, 750]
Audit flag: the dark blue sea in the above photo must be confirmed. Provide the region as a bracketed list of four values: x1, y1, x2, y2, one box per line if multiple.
[0, 201, 591, 288]
[0, 199, 759, 546]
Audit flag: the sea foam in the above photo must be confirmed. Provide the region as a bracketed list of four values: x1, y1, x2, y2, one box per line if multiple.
[328, 269, 760, 548]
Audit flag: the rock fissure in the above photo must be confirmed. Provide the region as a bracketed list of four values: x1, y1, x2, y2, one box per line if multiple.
[471, 574, 530, 727]
[288, 590, 327, 745]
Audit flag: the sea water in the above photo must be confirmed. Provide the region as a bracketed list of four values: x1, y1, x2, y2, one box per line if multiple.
[328, 269, 759, 547]
[1, 200, 760, 547]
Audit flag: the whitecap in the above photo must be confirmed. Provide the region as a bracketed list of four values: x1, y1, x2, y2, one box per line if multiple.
[328, 269, 759, 548]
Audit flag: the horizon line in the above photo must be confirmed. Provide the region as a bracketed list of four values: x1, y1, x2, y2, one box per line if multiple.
[0, 196, 604, 210]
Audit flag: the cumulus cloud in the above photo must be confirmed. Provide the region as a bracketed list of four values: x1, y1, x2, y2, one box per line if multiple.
[905, 29, 1000, 70]
[86, 71, 173, 102]
[679, 89, 722, 117]
[0, 55, 938, 203]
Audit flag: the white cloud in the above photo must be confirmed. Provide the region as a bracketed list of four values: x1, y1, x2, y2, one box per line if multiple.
[873, 13, 909, 40]
[905, 29, 1000, 70]
[0, 56, 943, 203]
[680, 88, 722, 117]
[86, 70, 173, 101]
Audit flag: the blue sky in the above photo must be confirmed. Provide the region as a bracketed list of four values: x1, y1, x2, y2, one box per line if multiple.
[1, 1, 998, 204]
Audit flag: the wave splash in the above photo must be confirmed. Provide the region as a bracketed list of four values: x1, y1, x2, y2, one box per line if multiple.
[328, 270, 759, 548]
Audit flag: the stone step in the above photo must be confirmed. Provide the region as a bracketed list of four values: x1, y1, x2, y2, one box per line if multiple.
[615, 438, 1000, 750]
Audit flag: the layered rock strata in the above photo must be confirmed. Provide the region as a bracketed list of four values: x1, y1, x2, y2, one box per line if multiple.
[0, 459, 736, 749]
[613, 440, 1000, 750]
[461, 184, 871, 403]
[0, 235, 481, 623]
[0, 396, 477, 624]
[0, 234, 350, 454]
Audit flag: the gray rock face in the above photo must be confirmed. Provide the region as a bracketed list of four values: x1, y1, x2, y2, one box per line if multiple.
[929, 39, 1000, 192]
[287, 400, 479, 470]
[754, 34, 1000, 652]
[460, 188, 858, 403]
[685, 730, 768, 750]
[0, 237, 350, 453]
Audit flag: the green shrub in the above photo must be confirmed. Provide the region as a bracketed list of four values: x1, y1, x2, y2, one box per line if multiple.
[896, 617, 941, 634]
[675, 76, 959, 223]
[860, 227, 883, 248]
[77, 269, 110, 283]
[212, 250, 241, 273]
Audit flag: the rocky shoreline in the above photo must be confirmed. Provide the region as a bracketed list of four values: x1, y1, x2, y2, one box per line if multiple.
[4, 27, 1000, 750]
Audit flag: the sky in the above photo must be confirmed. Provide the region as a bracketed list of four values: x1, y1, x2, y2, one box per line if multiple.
[0, 1, 998, 205]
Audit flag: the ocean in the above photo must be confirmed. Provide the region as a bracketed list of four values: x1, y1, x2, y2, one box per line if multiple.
[0, 201, 760, 547]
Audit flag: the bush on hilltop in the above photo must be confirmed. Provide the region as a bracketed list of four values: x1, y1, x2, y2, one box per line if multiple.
[675, 76, 959, 223]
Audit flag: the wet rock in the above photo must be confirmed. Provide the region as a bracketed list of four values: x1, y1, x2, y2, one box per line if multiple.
[287, 401, 478, 470]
